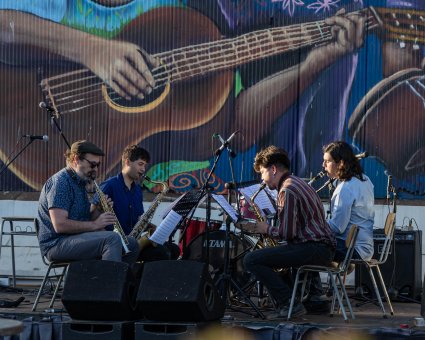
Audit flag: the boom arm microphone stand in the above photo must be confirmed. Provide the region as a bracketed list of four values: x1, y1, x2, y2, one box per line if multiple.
[40, 103, 71, 148]
[0, 138, 39, 177]
[213, 138, 265, 319]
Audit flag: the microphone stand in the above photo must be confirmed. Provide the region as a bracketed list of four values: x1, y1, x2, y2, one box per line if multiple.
[44, 108, 71, 148]
[214, 148, 265, 319]
[0, 138, 36, 177]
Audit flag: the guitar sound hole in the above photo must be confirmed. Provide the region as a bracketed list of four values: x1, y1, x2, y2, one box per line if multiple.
[106, 84, 167, 109]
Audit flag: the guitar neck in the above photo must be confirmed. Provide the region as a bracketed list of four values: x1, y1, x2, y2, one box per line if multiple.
[152, 7, 384, 86]
[153, 19, 333, 85]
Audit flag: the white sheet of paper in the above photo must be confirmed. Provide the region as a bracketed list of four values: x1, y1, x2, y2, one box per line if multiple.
[149, 210, 182, 244]
[239, 184, 276, 216]
[211, 194, 239, 222]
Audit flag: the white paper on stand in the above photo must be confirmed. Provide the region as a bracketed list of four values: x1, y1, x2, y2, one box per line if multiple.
[239, 184, 276, 216]
[149, 210, 182, 245]
[211, 193, 239, 222]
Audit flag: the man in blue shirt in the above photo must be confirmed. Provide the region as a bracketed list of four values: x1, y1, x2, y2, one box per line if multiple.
[94, 145, 179, 261]
[37, 140, 140, 263]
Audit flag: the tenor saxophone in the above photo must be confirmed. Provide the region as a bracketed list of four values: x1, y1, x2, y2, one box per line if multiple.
[93, 180, 130, 254]
[250, 182, 277, 248]
[129, 176, 169, 250]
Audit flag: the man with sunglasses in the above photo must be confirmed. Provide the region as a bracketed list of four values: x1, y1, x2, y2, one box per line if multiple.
[37, 140, 140, 263]
[93, 145, 180, 261]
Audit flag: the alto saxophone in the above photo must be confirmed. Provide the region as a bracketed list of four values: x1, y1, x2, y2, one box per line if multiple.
[129, 176, 169, 250]
[93, 180, 130, 254]
[250, 182, 277, 248]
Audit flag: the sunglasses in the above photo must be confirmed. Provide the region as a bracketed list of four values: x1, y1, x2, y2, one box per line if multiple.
[80, 157, 101, 169]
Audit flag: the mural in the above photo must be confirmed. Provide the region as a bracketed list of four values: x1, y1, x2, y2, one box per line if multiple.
[0, 0, 424, 198]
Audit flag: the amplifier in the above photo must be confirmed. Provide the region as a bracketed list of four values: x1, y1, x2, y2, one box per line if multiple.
[355, 229, 422, 301]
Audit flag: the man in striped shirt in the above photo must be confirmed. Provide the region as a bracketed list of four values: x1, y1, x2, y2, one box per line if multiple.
[242, 145, 335, 319]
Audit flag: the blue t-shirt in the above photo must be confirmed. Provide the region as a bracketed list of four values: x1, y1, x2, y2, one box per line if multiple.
[94, 173, 145, 235]
[37, 168, 91, 255]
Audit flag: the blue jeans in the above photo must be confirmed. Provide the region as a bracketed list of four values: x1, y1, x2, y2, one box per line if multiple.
[243, 241, 334, 307]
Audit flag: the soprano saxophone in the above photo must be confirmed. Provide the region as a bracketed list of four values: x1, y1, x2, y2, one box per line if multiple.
[250, 182, 277, 248]
[129, 176, 169, 250]
[93, 180, 130, 254]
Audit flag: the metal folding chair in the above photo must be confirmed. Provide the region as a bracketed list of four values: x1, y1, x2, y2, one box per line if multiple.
[288, 225, 359, 322]
[351, 212, 396, 318]
[32, 219, 70, 312]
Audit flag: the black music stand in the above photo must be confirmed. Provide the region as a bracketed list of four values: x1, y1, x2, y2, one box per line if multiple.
[212, 192, 266, 319]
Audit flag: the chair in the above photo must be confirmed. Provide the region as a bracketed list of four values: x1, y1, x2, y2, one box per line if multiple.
[287, 225, 359, 322]
[350, 212, 396, 318]
[32, 219, 70, 312]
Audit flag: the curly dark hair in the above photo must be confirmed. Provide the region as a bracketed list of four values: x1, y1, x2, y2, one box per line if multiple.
[253, 145, 290, 173]
[323, 141, 364, 181]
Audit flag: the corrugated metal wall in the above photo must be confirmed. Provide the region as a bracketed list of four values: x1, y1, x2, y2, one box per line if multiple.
[0, 0, 424, 199]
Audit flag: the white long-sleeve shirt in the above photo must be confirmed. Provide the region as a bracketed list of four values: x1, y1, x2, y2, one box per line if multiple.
[328, 175, 375, 261]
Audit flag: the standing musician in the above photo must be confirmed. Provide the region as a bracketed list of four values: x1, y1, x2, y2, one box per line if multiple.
[37, 140, 140, 263]
[92, 145, 180, 261]
[240, 145, 335, 319]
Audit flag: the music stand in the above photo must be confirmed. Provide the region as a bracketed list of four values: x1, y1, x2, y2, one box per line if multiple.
[212, 194, 265, 319]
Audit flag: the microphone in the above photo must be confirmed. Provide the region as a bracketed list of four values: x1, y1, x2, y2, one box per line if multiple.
[214, 131, 239, 157]
[355, 151, 368, 159]
[23, 135, 49, 142]
[39, 102, 55, 112]
[385, 170, 392, 200]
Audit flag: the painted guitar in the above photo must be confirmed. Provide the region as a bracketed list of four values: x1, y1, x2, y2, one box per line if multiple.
[0, 6, 424, 189]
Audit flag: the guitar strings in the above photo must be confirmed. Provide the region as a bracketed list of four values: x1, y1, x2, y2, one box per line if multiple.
[42, 13, 378, 114]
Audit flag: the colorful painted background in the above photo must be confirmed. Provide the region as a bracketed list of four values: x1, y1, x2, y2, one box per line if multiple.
[0, 0, 424, 198]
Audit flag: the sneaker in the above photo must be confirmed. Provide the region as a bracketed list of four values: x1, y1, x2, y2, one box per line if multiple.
[267, 302, 307, 320]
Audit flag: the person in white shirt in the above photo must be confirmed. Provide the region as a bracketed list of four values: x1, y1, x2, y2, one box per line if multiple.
[322, 141, 375, 262]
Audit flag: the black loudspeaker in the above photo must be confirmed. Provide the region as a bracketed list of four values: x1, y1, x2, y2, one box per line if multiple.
[136, 260, 225, 322]
[62, 260, 141, 321]
[355, 229, 422, 301]
[422, 274, 425, 317]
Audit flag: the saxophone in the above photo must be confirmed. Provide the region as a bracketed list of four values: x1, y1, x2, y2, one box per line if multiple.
[129, 176, 169, 250]
[250, 182, 277, 248]
[93, 180, 130, 254]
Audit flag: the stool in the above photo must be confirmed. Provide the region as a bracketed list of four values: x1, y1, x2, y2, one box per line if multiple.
[0, 217, 37, 288]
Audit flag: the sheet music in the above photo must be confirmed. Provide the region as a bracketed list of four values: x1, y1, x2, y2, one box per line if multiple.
[211, 194, 239, 222]
[239, 184, 276, 216]
[149, 210, 182, 245]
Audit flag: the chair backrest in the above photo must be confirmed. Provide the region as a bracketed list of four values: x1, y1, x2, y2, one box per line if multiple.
[34, 218, 50, 266]
[339, 224, 359, 273]
[377, 212, 396, 264]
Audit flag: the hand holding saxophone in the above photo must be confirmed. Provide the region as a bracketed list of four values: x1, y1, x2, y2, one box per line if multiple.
[237, 220, 269, 234]
[93, 211, 116, 230]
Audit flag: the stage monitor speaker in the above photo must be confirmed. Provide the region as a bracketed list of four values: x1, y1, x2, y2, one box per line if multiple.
[62, 260, 140, 321]
[136, 260, 225, 322]
[355, 229, 422, 301]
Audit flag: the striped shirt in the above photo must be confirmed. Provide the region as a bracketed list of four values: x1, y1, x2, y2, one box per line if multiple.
[268, 173, 335, 248]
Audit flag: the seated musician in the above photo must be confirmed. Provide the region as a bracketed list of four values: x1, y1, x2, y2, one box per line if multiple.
[37, 140, 140, 263]
[308, 141, 375, 303]
[322, 141, 375, 262]
[92, 145, 180, 261]
[240, 145, 335, 319]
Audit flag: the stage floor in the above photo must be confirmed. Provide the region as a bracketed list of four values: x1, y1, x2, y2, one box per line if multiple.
[1, 284, 424, 339]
